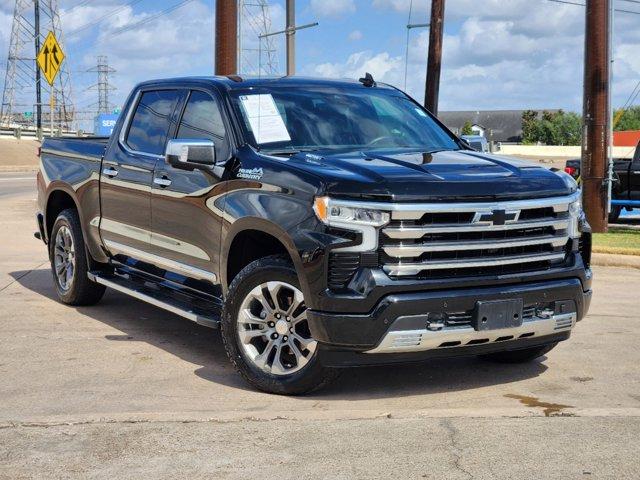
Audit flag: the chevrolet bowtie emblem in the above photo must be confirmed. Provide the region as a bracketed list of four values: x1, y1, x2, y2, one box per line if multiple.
[477, 209, 519, 226]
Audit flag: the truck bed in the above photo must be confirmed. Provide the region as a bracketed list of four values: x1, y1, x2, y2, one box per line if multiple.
[41, 136, 109, 161]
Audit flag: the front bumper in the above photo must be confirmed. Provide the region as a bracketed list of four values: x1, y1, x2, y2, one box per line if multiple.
[308, 277, 591, 367]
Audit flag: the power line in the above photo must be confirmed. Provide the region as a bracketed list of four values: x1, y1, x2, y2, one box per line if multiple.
[61, 0, 96, 17]
[111, 0, 196, 36]
[67, 0, 145, 36]
[620, 80, 640, 110]
[546, 0, 640, 14]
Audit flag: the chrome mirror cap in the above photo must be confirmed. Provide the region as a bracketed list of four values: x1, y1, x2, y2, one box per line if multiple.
[165, 139, 216, 167]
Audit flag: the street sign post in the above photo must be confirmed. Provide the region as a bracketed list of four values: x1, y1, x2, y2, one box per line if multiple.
[36, 32, 65, 137]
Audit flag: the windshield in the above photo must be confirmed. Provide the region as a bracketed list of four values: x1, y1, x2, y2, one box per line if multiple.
[230, 85, 460, 153]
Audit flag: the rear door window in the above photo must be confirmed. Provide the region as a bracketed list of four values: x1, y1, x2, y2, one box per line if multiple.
[126, 90, 181, 155]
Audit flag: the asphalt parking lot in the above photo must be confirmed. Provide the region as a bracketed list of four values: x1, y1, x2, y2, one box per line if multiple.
[1, 172, 639, 479]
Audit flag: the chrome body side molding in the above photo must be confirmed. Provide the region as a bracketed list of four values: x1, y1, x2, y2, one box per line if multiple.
[103, 239, 217, 283]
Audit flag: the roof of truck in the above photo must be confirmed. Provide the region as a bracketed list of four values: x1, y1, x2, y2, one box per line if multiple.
[134, 75, 397, 91]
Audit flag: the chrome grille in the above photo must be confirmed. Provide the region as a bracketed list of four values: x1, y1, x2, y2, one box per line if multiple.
[379, 195, 576, 278]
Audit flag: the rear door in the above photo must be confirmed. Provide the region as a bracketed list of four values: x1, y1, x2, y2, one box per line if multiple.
[149, 89, 231, 290]
[100, 88, 182, 260]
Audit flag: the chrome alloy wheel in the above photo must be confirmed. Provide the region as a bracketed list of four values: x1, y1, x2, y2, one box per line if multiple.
[237, 281, 317, 376]
[53, 225, 76, 291]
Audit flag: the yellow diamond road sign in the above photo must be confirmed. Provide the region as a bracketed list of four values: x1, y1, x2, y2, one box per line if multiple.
[37, 32, 65, 86]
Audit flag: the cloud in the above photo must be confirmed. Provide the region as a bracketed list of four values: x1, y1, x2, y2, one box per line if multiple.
[320, 0, 640, 111]
[311, 51, 404, 85]
[310, 0, 356, 18]
[348, 30, 363, 41]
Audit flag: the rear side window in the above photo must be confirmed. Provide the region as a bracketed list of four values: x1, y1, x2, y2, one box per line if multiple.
[126, 90, 180, 155]
[177, 90, 229, 160]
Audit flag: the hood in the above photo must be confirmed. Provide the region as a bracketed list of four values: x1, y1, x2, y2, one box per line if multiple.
[285, 149, 573, 201]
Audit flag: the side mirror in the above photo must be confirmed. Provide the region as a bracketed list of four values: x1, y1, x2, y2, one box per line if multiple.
[165, 139, 215, 169]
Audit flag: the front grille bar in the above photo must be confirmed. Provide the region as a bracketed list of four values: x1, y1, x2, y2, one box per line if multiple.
[383, 218, 569, 239]
[383, 234, 568, 257]
[383, 252, 566, 276]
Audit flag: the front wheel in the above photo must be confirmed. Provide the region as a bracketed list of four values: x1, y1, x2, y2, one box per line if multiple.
[479, 342, 558, 363]
[221, 255, 338, 395]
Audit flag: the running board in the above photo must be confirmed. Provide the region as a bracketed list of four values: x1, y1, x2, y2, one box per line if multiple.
[87, 271, 220, 329]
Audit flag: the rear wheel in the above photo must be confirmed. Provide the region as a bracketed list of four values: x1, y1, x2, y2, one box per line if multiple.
[479, 342, 558, 363]
[221, 255, 338, 395]
[49, 208, 106, 306]
[608, 206, 622, 224]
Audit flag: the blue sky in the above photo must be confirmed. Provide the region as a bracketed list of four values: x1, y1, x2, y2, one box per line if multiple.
[1, 0, 638, 129]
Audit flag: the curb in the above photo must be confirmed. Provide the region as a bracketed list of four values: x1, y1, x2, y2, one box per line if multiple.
[591, 252, 640, 269]
[0, 166, 38, 173]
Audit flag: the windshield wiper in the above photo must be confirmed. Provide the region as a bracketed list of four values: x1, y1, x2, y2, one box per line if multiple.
[261, 147, 322, 157]
[424, 147, 461, 154]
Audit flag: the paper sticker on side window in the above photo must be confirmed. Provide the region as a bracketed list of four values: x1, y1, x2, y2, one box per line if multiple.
[239, 94, 291, 144]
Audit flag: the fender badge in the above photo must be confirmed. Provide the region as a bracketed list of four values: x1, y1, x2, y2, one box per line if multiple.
[238, 167, 263, 180]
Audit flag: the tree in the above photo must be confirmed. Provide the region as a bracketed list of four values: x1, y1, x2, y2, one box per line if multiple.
[521, 110, 582, 145]
[521, 110, 539, 144]
[461, 121, 474, 136]
[614, 106, 640, 131]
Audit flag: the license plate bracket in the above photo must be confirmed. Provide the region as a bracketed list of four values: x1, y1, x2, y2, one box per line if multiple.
[473, 299, 524, 331]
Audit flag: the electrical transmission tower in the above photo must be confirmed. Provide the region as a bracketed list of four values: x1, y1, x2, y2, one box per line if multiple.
[238, 0, 279, 76]
[86, 56, 116, 115]
[1, 0, 74, 130]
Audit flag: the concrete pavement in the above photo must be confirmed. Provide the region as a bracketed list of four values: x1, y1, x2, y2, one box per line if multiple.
[0, 180, 639, 479]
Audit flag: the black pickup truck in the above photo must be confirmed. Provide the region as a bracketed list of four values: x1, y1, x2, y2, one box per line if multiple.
[35, 76, 592, 394]
[565, 141, 640, 222]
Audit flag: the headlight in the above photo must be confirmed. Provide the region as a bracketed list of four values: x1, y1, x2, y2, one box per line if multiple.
[313, 197, 390, 227]
[568, 197, 582, 217]
[567, 196, 582, 238]
[313, 196, 389, 252]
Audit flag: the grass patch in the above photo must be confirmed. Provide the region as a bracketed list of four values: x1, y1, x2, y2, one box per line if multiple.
[592, 228, 640, 256]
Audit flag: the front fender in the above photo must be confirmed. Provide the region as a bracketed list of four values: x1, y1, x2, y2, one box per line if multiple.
[220, 180, 329, 308]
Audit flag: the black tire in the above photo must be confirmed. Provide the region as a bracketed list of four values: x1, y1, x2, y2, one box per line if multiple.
[479, 342, 558, 364]
[608, 206, 622, 224]
[49, 208, 106, 306]
[221, 255, 339, 395]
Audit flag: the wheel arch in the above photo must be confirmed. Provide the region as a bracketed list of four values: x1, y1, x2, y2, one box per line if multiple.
[222, 217, 311, 301]
[44, 186, 81, 242]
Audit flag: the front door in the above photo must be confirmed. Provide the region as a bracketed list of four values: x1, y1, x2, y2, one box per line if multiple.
[150, 89, 231, 293]
[100, 88, 182, 260]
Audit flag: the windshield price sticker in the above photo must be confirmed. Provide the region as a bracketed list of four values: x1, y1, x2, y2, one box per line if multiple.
[240, 94, 291, 144]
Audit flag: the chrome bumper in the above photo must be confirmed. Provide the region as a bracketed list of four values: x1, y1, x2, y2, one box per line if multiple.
[365, 312, 576, 354]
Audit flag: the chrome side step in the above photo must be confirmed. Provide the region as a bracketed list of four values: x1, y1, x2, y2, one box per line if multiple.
[88, 271, 220, 329]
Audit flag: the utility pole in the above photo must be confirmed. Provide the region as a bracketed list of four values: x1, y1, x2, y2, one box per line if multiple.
[215, 0, 237, 75]
[259, 18, 318, 77]
[424, 0, 444, 115]
[35, 0, 42, 137]
[581, 0, 610, 233]
[286, 0, 295, 75]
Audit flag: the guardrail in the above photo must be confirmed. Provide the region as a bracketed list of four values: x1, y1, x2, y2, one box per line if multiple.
[0, 126, 83, 140]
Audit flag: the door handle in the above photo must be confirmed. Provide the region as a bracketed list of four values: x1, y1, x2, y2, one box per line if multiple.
[153, 176, 172, 187]
[102, 167, 118, 178]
